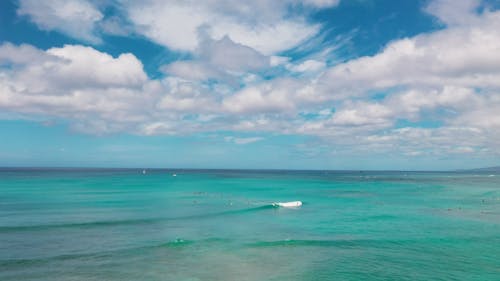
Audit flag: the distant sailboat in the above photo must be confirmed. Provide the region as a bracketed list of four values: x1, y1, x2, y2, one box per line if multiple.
[142, 169, 147, 174]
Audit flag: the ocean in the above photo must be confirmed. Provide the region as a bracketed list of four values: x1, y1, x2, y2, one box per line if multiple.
[1, 168, 499, 280]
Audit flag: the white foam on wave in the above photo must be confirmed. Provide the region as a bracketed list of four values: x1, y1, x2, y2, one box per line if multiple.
[272, 201, 302, 208]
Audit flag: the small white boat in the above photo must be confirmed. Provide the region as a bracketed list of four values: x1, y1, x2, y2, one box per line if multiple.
[272, 201, 302, 208]
[172, 174, 177, 177]
[142, 169, 147, 174]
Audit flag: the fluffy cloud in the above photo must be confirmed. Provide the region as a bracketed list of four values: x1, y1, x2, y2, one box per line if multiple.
[121, 0, 322, 54]
[299, 0, 340, 8]
[287, 59, 326, 73]
[16, 0, 341, 54]
[294, 0, 500, 152]
[222, 79, 305, 114]
[162, 35, 270, 82]
[425, 0, 481, 26]
[0, 43, 154, 133]
[199, 36, 269, 72]
[156, 77, 219, 113]
[319, 7, 500, 94]
[162, 61, 220, 82]
[0, 44, 147, 93]
[0, 43, 51, 65]
[17, 0, 103, 43]
[46, 45, 148, 87]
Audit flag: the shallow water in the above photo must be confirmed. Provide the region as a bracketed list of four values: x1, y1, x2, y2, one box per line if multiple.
[1, 169, 499, 280]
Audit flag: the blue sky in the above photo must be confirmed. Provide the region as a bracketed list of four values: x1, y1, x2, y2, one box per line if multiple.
[0, 0, 499, 170]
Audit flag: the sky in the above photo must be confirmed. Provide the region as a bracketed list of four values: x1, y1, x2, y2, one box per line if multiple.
[0, 0, 499, 170]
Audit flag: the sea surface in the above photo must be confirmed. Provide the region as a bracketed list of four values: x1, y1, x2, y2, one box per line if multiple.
[1, 168, 499, 281]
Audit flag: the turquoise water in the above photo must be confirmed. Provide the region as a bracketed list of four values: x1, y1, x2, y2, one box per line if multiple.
[1, 169, 499, 280]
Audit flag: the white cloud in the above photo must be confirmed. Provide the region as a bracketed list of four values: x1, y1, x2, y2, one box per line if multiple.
[17, 0, 103, 43]
[0, 44, 148, 100]
[210, 20, 319, 56]
[140, 122, 175, 136]
[287, 59, 326, 73]
[156, 83, 218, 113]
[452, 99, 500, 129]
[278, 0, 500, 156]
[0, 43, 54, 65]
[425, 0, 481, 26]
[298, 0, 340, 8]
[293, 85, 490, 137]
[222, 79, 300, 114]
[16, 0, 337, 56]
[162, 61, 220, 82]
[199, 36, 269, 72]
[270, 56, 291, 67]
[0, 43, 154, 133]
[46, 45, 148, 87]
[98, 16, 132, 36]
[384, 86, 478, 118]
[330, 102, 393, 127]
[162, 35, 270, 82]
[123, 0, 321, 55]
[319, 8, 500, 94]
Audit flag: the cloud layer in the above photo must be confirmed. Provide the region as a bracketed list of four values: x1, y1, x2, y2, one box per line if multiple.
[2, 0, 500, 157]
[17, 0, 104, 43]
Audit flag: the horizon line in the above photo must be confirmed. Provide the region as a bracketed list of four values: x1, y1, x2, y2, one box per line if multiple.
[1, 166, 498, 173]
